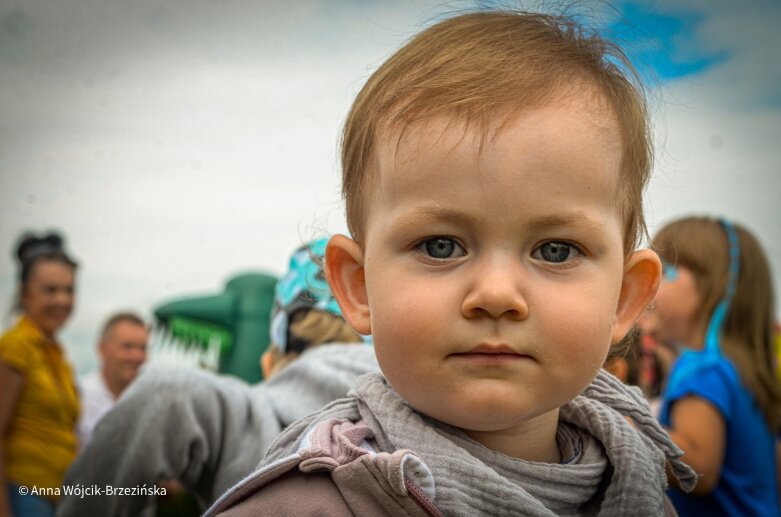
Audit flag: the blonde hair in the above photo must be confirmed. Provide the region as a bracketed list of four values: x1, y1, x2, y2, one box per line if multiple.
[265, 310, 362, 378]
[652, 216, 781, 432]
[342, 11, 651, 255]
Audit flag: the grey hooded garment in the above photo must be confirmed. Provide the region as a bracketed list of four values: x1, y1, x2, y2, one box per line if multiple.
[56, 344, 379, 517]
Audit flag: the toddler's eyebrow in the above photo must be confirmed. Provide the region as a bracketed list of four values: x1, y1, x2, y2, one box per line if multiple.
[388, 208, 610, 239]
[526, 213, 608, 235]
[388, 207, 474, 230]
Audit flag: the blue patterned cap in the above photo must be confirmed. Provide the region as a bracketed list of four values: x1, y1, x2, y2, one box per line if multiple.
[270, 237, 343, 353]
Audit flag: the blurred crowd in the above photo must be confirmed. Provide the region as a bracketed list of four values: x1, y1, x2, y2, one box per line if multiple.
[0, 234, 377, 517]
[1, 219, 779, 516]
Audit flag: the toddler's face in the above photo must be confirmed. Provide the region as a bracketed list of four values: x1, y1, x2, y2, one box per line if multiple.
[336, 94, 655, 458]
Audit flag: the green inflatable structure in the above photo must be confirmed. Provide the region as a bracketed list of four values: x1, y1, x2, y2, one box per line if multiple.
[153, 272, 277, 383]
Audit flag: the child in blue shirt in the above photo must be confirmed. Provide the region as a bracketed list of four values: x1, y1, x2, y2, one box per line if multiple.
[646, 216, 781, 516]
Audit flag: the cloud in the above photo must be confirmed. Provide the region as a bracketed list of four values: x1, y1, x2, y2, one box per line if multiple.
[609, 2, 729, 82]
[1, 0, 778, 375]
[645, 0, 780, 107]
[0, 0, 446, 372]
[640, 0, 781, 307]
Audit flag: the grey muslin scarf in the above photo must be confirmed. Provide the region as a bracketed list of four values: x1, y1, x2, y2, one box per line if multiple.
[352, 371, 697, 516]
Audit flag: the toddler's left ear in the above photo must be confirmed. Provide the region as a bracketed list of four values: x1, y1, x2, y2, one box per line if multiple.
[612, 249, 661, 343]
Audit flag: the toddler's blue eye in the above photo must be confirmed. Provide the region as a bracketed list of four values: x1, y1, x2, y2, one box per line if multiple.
[537, 242, 573, 263]
[423, 238, 458, 259]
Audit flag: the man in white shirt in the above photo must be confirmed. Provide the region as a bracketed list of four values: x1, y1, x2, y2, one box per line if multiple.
[78, 312, 148, 446]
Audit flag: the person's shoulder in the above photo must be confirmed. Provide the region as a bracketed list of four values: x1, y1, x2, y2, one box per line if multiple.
[206, 414, 439, 517]
[663, 353, 742, 422]
[262, 395, 362, 464]
[79, 370, 101, 388]
[0, 317, 42, 371]
[205, 414, 364, 516]
[128, 362, 249, 397]
[292, 342, 379, 374]
[78, 370, 113, 400]
[205, 455, 352, 516]
[686, 353, 740, 388]
[669, 351, 740, 390]
[0, 316, 37, 343]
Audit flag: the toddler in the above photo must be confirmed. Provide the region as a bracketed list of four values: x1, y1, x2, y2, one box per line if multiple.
[207, 11, 696, 516]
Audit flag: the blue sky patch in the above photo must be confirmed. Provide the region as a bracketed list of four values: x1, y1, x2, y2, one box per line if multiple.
[472, 0, 730, 85]
[607, 2, 729, 83]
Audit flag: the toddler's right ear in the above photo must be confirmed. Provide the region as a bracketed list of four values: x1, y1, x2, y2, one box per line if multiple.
[325, 234, 371, 336]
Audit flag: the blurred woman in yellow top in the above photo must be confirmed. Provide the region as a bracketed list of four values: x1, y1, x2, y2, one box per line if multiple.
[0, 232, 80, 517]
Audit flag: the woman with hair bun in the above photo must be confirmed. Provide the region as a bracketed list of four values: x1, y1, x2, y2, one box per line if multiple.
[0, 232, 80, 517]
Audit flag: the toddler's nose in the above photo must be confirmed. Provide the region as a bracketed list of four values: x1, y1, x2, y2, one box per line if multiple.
[461, 260, 528, 320]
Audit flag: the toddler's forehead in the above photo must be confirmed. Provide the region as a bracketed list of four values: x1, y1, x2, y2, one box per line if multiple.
[375, 92, 622, 174]
[352, 90, 629, 245]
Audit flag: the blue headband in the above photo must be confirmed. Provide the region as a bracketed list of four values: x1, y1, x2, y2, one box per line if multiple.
[703, 219, 740, 356]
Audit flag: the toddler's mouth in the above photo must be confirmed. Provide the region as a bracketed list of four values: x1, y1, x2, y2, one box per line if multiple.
[450, 344, 530, 364]
[463, 344, 522, 354]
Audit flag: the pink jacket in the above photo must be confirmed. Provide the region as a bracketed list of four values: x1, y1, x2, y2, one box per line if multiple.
[206, 417, 443, 516]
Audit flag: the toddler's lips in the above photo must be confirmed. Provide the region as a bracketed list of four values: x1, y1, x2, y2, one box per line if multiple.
[463, 343, 520, 355]
[450, 344, 530, 365]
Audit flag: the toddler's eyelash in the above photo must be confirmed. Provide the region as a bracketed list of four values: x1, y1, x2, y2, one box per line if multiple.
[536, 238, 586, 251]
[412, 235, 458, 248]
[412, 236, 466, 259]
[532, 240, 587, 267]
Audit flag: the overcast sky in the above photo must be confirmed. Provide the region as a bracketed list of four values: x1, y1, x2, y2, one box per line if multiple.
[1, 0, 779, 374]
